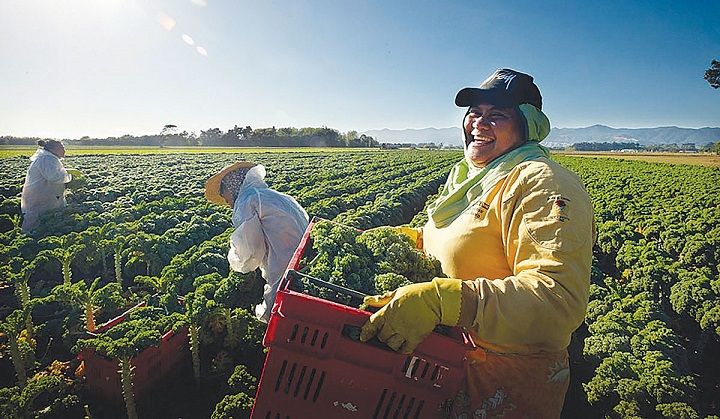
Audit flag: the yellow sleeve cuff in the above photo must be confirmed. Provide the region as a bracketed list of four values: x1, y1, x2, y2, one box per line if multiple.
[433, 277, 462, 326]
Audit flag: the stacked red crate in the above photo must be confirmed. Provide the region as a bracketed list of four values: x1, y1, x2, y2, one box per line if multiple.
[78, 303, 190, 404]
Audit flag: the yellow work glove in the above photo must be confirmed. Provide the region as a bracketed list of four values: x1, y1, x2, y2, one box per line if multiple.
[393, 226, 422, 249]
[359, 278, 461, 354]
[65, 169, 87, 189]
[365, 225, 423, 249]
[66, 168, 84, 179]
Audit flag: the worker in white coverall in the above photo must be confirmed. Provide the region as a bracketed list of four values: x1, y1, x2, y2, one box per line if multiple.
[360, 69, 595, 418]
[205, 161, 309, 323]
[21, 139, 82, 233]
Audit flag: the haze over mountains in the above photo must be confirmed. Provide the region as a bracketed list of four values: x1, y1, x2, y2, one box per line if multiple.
[362, 125, 720, 147]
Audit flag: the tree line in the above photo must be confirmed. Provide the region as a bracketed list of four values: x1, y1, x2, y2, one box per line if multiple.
[0, 126, 379, 148]
[570, 141, 720, 154]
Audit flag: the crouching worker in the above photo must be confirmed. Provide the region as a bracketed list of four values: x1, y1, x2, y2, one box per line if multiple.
[205, 161, 309, 323]
[21, 140, 83, 233]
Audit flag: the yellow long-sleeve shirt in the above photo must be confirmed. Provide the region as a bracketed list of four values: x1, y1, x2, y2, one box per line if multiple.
[418, 157, 594, 354]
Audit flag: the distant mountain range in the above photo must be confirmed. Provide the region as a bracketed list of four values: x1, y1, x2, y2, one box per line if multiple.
[545, 125, 720, 148]
[362, 125, 720, 147]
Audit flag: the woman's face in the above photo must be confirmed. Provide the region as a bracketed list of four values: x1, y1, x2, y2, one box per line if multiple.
[463, 104, 524, 167]
[47, 142, 66, 158]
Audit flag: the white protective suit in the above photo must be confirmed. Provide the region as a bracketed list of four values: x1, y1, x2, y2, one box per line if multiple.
[227, 165, 309, 323]
[20, 148, 72, 232]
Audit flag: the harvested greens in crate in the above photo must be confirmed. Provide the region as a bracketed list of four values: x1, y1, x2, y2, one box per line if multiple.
[297, 220, 445, 306]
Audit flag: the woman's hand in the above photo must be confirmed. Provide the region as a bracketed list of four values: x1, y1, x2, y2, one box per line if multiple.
[359, 278, 462, 354]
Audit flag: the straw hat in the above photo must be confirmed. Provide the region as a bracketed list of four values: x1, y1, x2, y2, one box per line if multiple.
[204, 161, 256, 206]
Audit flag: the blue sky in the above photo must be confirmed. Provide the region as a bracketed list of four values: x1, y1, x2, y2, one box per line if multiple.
[1, 0, 718, 139]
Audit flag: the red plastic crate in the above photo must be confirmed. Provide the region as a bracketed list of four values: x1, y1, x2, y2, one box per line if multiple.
[78, 302, 191, 404]
[251, 220, 473, 418]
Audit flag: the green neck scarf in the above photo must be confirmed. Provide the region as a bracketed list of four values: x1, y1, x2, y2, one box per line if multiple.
[427, 104, 550, 228]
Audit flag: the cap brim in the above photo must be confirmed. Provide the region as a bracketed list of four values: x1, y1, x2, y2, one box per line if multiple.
[204, 161, 256, 206]
[455, 88, 516, 108]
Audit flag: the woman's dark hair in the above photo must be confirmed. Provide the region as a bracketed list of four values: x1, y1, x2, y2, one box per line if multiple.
[38, 139, 63, 150]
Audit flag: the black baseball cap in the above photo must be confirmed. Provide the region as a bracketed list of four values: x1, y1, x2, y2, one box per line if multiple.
[455, 68, 543, 110]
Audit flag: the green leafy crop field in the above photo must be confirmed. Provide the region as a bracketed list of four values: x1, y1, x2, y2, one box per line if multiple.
[554, 150, 720, 168]
[1, 150, 718, 418]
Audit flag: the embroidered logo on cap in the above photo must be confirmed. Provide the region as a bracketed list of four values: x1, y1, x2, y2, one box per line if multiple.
[496, 72, 517, 90]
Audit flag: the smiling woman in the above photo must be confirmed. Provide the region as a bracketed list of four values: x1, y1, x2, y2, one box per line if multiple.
[360, 68, 595, 418]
